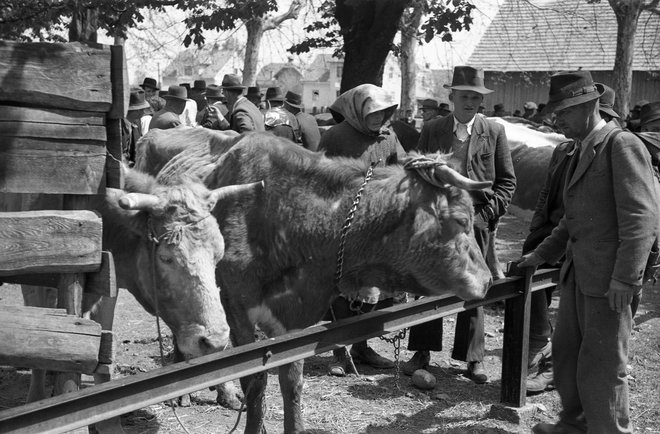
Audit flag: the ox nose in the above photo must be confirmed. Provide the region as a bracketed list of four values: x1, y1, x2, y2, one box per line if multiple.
[200, 334, 228, 353]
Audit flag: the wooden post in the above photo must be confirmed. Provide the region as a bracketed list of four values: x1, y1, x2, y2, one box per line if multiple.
[500, 263, 534, 407]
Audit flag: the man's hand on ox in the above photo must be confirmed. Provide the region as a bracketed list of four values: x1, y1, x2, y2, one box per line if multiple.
[605, 279, 641, 313]
[517, 251, 545, 268]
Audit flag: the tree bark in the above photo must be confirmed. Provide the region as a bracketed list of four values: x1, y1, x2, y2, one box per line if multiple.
[68, 1, 99, 43]
[608, 0, 643, 117]
[243, 19, 265, 86]
[399, 2, 424, 120]
[336, 0, 410, 93]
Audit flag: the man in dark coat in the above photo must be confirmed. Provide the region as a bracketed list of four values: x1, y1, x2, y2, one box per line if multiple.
[283, 90, 321, 151]
[149, 85, 187, 130]
[520, 70, 659, 434]
[404, 66, 517, 384]
[217, 74, 264, 133]
[263, 87, 301, 143]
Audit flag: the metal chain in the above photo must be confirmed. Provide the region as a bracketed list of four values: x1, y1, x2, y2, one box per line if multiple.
[334, 160, 379, 284]
[379, 328, 407, 389]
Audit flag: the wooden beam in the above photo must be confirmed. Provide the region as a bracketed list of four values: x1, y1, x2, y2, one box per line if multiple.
[0, 210, 102, 275]
[0, 40, 113, 113]
[0, 138, 106, 194]
[108, 44, 129, 120]
[0, 108, 107, 142]
[85, 251, 118, 298]
[0, 305, 101, 374]
[105, 118, 124, 189]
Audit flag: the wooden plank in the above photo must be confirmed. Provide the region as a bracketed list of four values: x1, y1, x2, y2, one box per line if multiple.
[108, 45, 129, 119]
[0, 210, 102, 275]
[0, 193, 63, 212]
[85, 251, 118, 298]
[0, 108, 107, 141]
[105, 118, 123, 189]
[0, 40, 112, 112]
[0, 138, 106, 194]
[500, 263, 534, 407]
[0, 305, 101, 374]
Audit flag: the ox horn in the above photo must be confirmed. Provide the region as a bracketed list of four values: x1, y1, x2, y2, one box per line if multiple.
[210, 180, 265, 202]
[435, 165, 492, 191]
[118, 192, 162, 211]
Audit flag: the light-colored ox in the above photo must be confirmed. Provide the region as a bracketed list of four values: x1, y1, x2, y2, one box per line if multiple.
[21, 168, 260, 413]
[154, 132, 494, 434]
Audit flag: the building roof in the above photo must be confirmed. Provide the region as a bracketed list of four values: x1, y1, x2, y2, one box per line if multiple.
[303, 53, 341, 82]
[469, 0, 660, 72]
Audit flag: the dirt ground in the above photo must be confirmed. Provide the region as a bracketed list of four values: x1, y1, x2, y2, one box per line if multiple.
[1, 206, 659, 433]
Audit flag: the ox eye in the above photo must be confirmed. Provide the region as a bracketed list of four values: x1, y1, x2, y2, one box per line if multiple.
[159, 254, 174, 264]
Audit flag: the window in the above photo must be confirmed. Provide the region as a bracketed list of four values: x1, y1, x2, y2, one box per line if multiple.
[312, 90, 319, 101]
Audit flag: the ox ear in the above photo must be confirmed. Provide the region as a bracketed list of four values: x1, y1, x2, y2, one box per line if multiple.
[435, 165, 492, 191]
[118, 193, 162, 211]
[208, 180, 265, 206]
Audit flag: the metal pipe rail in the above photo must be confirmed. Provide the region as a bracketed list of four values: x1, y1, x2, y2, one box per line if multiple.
[0, 267, 559, 433]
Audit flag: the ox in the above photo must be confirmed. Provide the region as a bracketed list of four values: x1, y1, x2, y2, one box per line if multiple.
[490, 117, 566, 211]
[155, 133, 493, 434]
[21, 168, 260, 414]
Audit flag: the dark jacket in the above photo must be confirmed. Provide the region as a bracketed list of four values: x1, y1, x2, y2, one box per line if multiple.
[229, 97, 265, 133]
[295, 111, 321, 152]
[415, 114, 516, 218]
[319, 121, 406, 166]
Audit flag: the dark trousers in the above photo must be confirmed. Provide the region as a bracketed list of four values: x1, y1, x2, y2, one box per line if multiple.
[407, 224, 489, 362]
[554, 264, 632, 433]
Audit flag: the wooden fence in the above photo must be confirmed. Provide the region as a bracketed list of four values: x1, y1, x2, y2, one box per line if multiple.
[0, 267, 559, 434]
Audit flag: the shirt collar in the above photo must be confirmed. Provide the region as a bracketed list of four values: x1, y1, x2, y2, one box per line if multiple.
[453, 115, 476, 136]
[580, 119, 607, 150]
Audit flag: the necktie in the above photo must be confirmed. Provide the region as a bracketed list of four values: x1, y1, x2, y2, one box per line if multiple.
[456, 122, 469, 141]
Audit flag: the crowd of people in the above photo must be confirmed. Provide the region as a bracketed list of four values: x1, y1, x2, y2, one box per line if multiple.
[124, 66, 660, 434]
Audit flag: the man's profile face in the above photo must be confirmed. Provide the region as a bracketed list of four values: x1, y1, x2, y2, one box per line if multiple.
[421, 108, 439, 122]
[450, 90, 483, 123]
[553, 102, 593, 139]
[144, 87, 157, 99]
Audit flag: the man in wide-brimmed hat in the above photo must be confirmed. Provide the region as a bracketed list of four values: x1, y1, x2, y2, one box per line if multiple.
[283, 90, 321, 151]
[596, 83, 621, 124]
[199, 84, 230, 130]
[246, 86, 263, 108]
[123, 87, 153, 165]
[404, 66, 516, 385]
[419, 98, 442, 122]
[520, 70, 659, 434]
[149, 84, 187, 130]
[214, 74, 264, 133]
[263, 87, 302, 143]
[640, 101, 660, 132]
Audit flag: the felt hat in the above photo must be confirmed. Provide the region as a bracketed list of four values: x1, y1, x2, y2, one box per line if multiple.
[221, 74, 246, 90]
[128, 87, 150, 111]
[420, 98, 440, 110]
[265, 87, 284, 102]
[596, 83, 619, 118]
[640, 101, 660, 126]
[140, 77, 159, 91]
[439, 102, 451, 116]
[179, 82, 191, 91]
[192, 80, 207, 91]
[523, 101, 537, 110]
[247, 86, 262, 99]
[444, 66, 493, 94]
[543, 70, 601, 114]
[284, 90, 303, 108]
[205, 84, 223, 100]
[163, 85, 188, 102]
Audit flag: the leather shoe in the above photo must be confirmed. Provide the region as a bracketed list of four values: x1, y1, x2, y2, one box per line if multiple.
[402, 351, 430, 376]
[528, 340, 552, 371]
[350, 346, 395, 369]
[527, 364, 554, 395]
[466, 361, 488, 384]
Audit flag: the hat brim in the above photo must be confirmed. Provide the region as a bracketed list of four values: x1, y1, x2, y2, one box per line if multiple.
[222, 85, 246, 90]
[600, 106, 620, 118]
[163, 95, 188, 102]
[642, 113, 660, 126]
[284, 100, 303, 109]
[128, 101, 151, 111]
[443, 84, 494, 95]
[542, 91, 600, 115]
[140, 84, 159, 91]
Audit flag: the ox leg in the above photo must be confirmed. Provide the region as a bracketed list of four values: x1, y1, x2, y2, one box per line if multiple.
[22, 285, 57, 403]
[240, 372, 268, 434]
[279, 360, 305, 434]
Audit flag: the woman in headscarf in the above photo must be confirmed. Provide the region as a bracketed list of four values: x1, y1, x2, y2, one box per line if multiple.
[318, 84, 406, 377]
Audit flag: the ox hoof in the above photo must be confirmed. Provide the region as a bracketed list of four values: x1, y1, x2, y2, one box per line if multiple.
[215, 382, 244, 411]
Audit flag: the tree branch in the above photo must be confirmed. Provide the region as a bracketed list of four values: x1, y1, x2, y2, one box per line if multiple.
[263, 0, 303, 31]
[643, 0, 660, 14]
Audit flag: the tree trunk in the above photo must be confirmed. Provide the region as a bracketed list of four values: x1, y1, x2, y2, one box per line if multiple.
[243, 19, 265, 86]
[68, 1, 99, 43]
[608, 0, 643, 118]
[399, 3, 424, 120]
[336, 0, 410, 93]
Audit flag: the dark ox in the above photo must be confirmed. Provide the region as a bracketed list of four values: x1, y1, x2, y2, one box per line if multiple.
[21, 168, 259, 406]
[156, 132, 493, 434]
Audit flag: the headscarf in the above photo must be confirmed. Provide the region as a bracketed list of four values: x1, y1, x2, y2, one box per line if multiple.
[329, 84, 398, 136]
